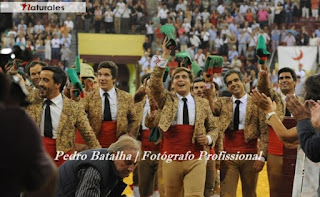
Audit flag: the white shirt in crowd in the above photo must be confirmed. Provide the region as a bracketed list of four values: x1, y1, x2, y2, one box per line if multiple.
[51, 38, 61, 48]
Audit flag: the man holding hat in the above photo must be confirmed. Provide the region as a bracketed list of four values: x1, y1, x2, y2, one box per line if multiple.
[149, 37, 219, 197]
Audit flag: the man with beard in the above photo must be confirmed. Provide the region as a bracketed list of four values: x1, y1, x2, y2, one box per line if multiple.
[149, 38, 219, 197]
[26, 61, 47, 104]
[74, 61, 138, 150]
[211, 69, 268, 197]
[26, 66, 100, 166]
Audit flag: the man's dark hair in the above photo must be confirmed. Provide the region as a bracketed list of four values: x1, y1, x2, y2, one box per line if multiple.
[278, 67, 297, 81]
[26, 61, 48, 76]
[97, 61, 118, 79]
[141, 73, 151, 84]
[304, 74, 320, 101]
[0, 73, 9, 102]
[223, 70, 244, 85]
[193, 77, 205, 84]
[42, 66, 67, 92]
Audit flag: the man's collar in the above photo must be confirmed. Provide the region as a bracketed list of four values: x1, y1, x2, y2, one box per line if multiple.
[232, 93, 248, 104]
[45, 93, 63, 106]
[176, 92, 192, 101]
[99, 87, 116, 97]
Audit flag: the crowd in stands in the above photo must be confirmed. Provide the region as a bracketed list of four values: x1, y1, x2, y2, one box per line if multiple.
[1, 13, 74, 70]
[76, 0, 148, 33]
[1, 0, 319, 95]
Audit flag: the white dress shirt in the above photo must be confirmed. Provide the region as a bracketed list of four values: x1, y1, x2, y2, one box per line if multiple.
[232, 93, 248, 130]
[142, 97, 150, 130]
[99, 87, 118, 121]
[40, 94, 63, 139]
[173, 93, 195, 126]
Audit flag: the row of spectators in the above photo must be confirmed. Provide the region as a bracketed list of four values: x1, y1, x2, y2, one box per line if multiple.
[1, 13, 74, 70]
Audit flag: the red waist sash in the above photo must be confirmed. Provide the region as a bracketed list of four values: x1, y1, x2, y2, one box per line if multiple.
[98, 121, 117, 148]
[163, 125, 202, 159]
[224, 130, 257, 154]
[75, 121, 117, 148]
[268, 126, 283, 156]
[42, 137, 72, 167]
[141, 129, 160, 151]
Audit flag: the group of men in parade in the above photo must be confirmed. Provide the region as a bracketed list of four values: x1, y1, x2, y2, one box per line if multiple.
[19, 36, 319, 197]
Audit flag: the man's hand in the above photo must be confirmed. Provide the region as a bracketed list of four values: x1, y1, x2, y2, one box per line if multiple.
[70, 85, 80, 101]
[253, 160, 264, 173]
[196, 134, 209, 146]
[251, 89, 276, 113]
[309, 100, 320, 128]
[286, 94, 311, 121]
[161, 37, 171, 59]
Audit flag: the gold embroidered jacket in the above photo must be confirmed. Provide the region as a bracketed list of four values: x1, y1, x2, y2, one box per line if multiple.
[149, 66, 219, 151]
[212, 96, 269, 157]
[80, 88, 139, 138]
[26, 95, 101, 153]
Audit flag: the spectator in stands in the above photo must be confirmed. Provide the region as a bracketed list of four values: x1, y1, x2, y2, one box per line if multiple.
[158, 4, 169, 25]
[121, 5, 131, 34]
[297, 26, 310, 45]
[194, 49, 206, 68]
[34, 20, 45, 34]
[257, 7, 269, 29]
[51, 34, 60, 60]
[104, 7, 114, 33]
[84, 0, 93, 33]
[60, 44, 71, 71]
[64, 16, 74, 32]
[275, 2, 284, 26]
[271, 25, 281, 51]
[309, 32, 319, 45]
[94, 6, 102, 33]
[301, 0, 311, 18]
[45, 35, 52, 61]
[230, 55, 242, 72]
[228, 45, 239, 62]
[285, 0, 294, 26]
[311, 0, 319, 20]
[283, 32, 296, 46]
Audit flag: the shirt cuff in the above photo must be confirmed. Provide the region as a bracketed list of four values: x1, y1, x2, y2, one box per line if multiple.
[206, 135, 213, 145]
[156, 56, 168, 68]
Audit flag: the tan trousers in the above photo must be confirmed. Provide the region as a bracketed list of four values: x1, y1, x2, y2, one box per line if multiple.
[267, 153, 283, 197]
[220, 159, 258, 197]
[138, 151, 159, 196]
[163, 159, 206, 197]
[205, 159, 216, 197]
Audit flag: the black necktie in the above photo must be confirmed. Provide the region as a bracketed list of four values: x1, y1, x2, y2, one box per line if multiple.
[182, 98, 189, 125]
[285, 107, 291, 116]
[234, 100, 241, 131]
[104, 93, 112, 121]
[44, 100, 53, 138]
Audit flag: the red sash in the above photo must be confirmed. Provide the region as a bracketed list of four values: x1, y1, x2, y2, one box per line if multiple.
[75, 121, 117, 148]
[141, 129, 160, 151]
[224, 130, 257, 154]
[98, 121, 117, 148]
[268, 126, 283, 155]
[42, 137, 72, 167]
[163, 125, 202, 159]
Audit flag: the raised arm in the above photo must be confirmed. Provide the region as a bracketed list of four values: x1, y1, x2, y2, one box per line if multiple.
[149, 37, 171, 109]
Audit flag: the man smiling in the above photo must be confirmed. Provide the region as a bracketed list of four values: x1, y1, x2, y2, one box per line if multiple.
[26, 66, 100, 166]
[212, 70, 268, 197]
[75, 61, 138, 150]
[149, 38, 219, 197]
